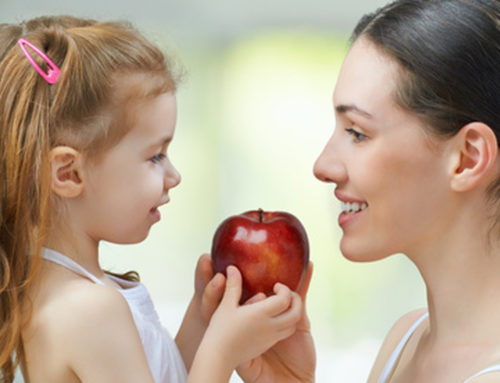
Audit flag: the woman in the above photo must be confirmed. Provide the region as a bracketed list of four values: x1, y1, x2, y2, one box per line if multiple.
[236, 0, 500, 382]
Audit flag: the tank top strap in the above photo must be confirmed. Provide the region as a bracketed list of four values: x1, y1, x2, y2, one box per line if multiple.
[41, 248, 105, 285]
[463, 365, 500, 383]
[378, 312, 429, 383]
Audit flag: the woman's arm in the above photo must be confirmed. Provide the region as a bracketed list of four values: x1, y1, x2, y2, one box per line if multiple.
[175, 254, 225, 370]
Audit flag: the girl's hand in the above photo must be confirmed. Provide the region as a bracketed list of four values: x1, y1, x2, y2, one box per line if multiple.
[188, 266, 303, 382]
[236, 264, 316, 383]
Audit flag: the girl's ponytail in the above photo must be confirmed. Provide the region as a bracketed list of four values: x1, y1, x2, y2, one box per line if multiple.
[0, 23, 53, 382]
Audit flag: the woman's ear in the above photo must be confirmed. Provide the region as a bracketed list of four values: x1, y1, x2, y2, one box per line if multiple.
[49, 146, 84, 198]
[450, 122, 498, 192]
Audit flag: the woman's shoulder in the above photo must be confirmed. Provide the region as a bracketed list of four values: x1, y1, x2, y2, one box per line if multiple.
[366, 308, 427, 383]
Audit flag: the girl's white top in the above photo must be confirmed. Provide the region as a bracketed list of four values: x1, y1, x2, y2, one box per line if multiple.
[378, 312, 500, 383]
[42, 248, 188, 383]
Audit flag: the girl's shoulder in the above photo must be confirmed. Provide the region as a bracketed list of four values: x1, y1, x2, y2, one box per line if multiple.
[34, 276, 132, 334]
[366, 308, 427, 383]
[24, 276, 153, 382]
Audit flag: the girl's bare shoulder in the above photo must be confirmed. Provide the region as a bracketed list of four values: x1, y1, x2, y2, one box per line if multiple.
[24, 272, 152, 382]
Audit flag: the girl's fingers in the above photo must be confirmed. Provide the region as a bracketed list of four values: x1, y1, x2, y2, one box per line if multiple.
[254, 282, 293, 316]
[272, 291, 302, 329]
[221, 265, 243, 306]
[244, 292, 266, 305]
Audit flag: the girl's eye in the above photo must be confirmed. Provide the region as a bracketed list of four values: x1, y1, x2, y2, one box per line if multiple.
[345, 128, 367, 143]
[150, 153, 167, 164]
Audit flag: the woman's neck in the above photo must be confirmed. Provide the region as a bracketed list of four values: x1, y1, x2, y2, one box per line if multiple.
[410, 208, 500, 347]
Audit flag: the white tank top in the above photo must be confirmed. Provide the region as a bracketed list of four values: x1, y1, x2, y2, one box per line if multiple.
[42, 248, 187, 383]
[378, 312, 500, 383]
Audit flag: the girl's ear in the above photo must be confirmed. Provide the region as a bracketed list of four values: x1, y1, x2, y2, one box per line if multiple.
[449, 122, 498, 192]
[49, 146, 84, 198]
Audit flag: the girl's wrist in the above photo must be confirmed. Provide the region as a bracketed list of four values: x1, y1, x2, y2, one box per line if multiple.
[189, 335, 235, 382]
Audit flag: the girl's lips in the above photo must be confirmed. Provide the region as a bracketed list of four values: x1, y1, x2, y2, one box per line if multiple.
[150, 207, 161, 222]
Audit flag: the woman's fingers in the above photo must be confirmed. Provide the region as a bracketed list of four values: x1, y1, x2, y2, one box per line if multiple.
[200, 272, 225, 323]
[297, 262, 313, 302]
[194, 253, 214, 294]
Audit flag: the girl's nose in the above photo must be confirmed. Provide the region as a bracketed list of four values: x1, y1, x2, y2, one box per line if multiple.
[164, 160, 181, 190]
[313, 133, 347, 185]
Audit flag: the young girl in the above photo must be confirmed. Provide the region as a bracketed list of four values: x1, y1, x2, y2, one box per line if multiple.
[313, 0, 500, 382]
[0, 16, 305, 383]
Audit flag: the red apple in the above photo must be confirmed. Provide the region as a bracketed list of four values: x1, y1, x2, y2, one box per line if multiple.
[211, 209, 309, 303]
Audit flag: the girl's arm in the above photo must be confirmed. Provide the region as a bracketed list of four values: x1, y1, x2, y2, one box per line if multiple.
[187, 266, 303, 383]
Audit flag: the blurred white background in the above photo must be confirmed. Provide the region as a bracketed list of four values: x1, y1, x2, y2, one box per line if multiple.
[1, 1, 426, 381]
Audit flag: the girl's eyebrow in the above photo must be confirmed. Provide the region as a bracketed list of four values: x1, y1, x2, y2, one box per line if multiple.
[335, 104, 373, 118]
[147, 136, 172, 150]
[160, 136, 173, 145]
[158, 136, 173, 145]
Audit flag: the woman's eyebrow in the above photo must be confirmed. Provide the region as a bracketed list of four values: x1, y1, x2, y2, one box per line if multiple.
[335, 104, 373, 118]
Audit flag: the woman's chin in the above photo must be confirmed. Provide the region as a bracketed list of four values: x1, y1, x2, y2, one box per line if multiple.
[340, 240, 388, 263]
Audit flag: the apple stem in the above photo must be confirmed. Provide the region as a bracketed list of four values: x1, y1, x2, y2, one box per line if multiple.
[258, 208, 263, 223]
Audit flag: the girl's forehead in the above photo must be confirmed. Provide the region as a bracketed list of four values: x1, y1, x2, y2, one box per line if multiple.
[120, 92, 177, 142]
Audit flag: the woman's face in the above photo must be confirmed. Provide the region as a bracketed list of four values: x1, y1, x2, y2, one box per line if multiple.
[314, 38, 452, 262]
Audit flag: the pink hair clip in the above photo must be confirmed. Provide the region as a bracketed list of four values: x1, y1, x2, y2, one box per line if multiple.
[18, 38, 61, 84]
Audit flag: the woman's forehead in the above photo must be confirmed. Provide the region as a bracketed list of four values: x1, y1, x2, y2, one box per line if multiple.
[333, 38, 401, 119]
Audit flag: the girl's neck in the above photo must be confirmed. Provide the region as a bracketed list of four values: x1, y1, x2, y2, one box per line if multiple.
[45, 220, 104, 278]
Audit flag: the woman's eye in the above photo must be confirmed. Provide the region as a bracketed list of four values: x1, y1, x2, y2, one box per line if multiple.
[150, 153, 167, 164]
[345, 128, 367, 143]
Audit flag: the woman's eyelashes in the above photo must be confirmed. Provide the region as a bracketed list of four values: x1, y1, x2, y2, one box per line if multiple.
[345, 127, 367, 143]
[150, 153, 167, 164]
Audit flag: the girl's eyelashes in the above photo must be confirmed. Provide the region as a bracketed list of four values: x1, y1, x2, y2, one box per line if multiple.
[345, 127, 367, 143]
[150, 153, 167, 164]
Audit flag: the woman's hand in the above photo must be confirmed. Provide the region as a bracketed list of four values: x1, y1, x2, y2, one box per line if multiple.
[236, 264, 316, 383]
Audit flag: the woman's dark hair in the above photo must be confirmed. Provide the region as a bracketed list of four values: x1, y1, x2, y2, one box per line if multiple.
[351, 0, 499, 140]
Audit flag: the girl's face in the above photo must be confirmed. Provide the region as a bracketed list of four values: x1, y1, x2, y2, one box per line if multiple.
[81, 91, 181, 244]
[313, 38, 453, 262]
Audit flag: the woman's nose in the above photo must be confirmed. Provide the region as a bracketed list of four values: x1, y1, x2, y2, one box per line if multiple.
[313, 134, 347, 184]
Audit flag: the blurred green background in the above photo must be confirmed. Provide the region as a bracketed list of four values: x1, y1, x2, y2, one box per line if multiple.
[1, 0, 426, 381]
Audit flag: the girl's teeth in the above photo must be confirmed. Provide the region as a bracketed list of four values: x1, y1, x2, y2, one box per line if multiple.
[341, 201, 367, 214]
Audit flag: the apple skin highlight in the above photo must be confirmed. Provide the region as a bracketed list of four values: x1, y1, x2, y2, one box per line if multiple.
[211, 209, 309, 303]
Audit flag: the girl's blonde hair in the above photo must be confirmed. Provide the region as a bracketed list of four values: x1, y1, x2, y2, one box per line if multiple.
[0, 15, 178, 382]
